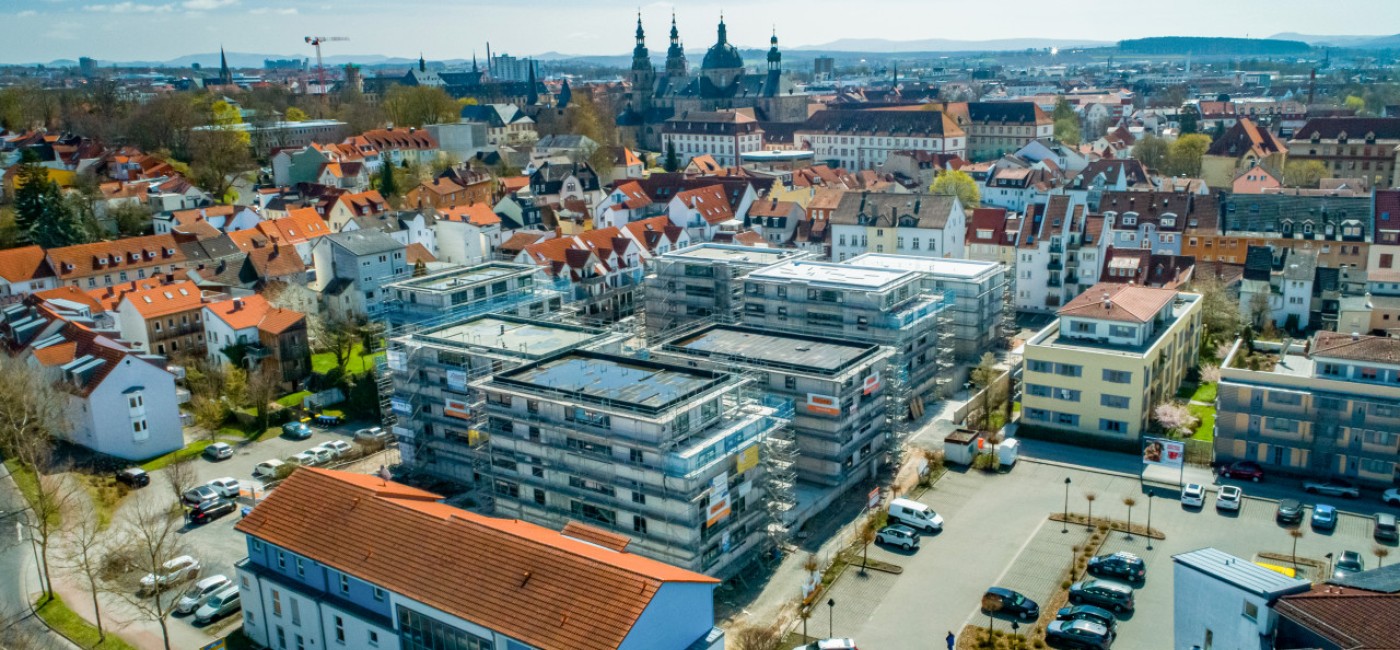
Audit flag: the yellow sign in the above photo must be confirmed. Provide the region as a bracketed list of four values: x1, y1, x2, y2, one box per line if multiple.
[736, 444, 760, 474]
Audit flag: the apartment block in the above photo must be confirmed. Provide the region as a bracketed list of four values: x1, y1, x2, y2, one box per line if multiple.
[1021, 283, 1203, 442]
[383, 262, 563, 326]
[846, 253, 1014, 361]
[740, 260, 956, 409]
[475, 351, 791, 577]
[655, 325, 892, 516]
[643, 243, 808, 341]
[1216, 332, 1400, 487]
[386, 315, 624, 483]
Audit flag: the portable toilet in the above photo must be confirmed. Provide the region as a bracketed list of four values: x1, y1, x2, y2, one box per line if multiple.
[996, 438, 1020, 468]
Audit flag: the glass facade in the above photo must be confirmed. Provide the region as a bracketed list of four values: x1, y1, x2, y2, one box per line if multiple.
[398, 606, 494, 650]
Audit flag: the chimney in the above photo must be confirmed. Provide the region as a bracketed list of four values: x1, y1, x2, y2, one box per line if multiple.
[1352, 332, 1360, 341]
[231, 299, 243, 312]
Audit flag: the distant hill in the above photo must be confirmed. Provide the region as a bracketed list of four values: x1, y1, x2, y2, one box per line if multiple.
[795, 37, 1112, 53]
[1118, 36, 1311, 56]
[1269, 33, 1400, 49]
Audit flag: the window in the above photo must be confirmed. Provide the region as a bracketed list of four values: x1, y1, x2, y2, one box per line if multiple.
[1101, 395, 1130, 409]
[368, 631, 379, 647]
[1071, 321, 1095, 334]
[339, 574, 349, 594]
[272, 589, 282, 616]
[373, 587, 385, 601]
[295, 558, 304, 577]
[1267, 391, 1302, 406]
[397, 606, 494, 650]
[1109, 325, 1136, 338]
[1099, 419, 1127, 433]
[291, 599, 301, 625]
[277, 551, 286, 570]
[276, 626, 286, 649]
[634, 515, 648, 533]
[334, 616, 345, 644]
[785, 376, 797, 390]
[1028, 360, 1052, 373]
[1054, 363, 1083, 378]
[1242, 600, 1259, 621]
[1102, 369, 1132, 384]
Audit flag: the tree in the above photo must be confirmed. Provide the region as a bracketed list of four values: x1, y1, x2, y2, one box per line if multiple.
[970, 352, 999, 389]
[0, 354, 66, 460]
[13, 156, 86, 248]
[1052, 97, 1076, 123]
[663, 140, 680, 173]
[312, 313, 366, 375]
[58, 505, 110, 642]
[224, 366, 249, 410]
[1132, 134, 1170, 171]
[109, 202, 153, 237]
[1344, 95, 1367, 114]
[1193, 276, 1243, 345]
[1084, 492, 1098, 528]
[164, 457, 199, 510]
[1165, 133, 1211, 177]
[413, 259, 428, 277]
[1375, 545, 1391, 568]
[859, 524, 877, 576]
[108, 497, 193, 650]
[246, 366, 281, 433]
[1200, 364, 1221, 384]
[382, 86, 458, 128]
[1249, 291, 1273, 330]
[1054, 117, 1081, 146]
[563, 89, 622, 171]
[1282, 160, 1330, 188]
[377, 159, 399, 198]
[191, 395, 229, 441]
[981, 592, 1002, 643]
[22, 448, 75, 603]
[729, 623, 784, 650]
[1179, 104, 1199, 134]
[1122, 496, 1137, 539]
[190, 129, 254, 203]
[0, 207, 18, 249]
[284, 106, 309, 122]
[1288, 528, 1304, 568]
[929, 169, 980, 208]
[1153, 401, 1199, 437]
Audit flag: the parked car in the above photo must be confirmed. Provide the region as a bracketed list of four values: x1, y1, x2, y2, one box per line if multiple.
[181, 485, 219, 507]
[319, 440, 352, 458]
[1087, 552, 1146, 582]
[1377, 513, 1399, 543]
[875, 525, 920, 550]
[1383, 488, 1400, 506]
[315, 412, 346, 426]
[1181, 483, 1206, 508]
[253, 459, 287, 480]
[1312, 504, 1339, 531]
[115, 468, 150, 488]
[289, 451, 319, 466]
[203, 442, 233, 461]
[1304, 478, 1361, 499]
[792, 640, 857, 650]
[193, 585, 241, 624]
[281, 421, 313, 440]
[354, 427, 391, 444]
[175, 575, 231, 615]
[1219, 461, 1265, 482]
[139, 555, 200, 593]
[1334, 550, 1364, 579]
[887, 497, 943, 533]
[1068, 579, 1135, 613]
[982, 587, 1039, 620]
[206, 477, 240, 499]
[1277, 499, 1305, 525]
[188, 498, 236, 525]
[1055, 605, 1118, 636]
[1216, 485, 1243, 511]
[307, 447, 334, 465]
[1045, 619, 1113, 650]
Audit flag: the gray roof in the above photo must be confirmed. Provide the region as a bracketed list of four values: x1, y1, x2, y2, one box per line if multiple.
[1329, 562, 1400, 593]
[830, 192, 959, 230]
[325, 230, 404, 256]
[662, 325, 884, 376]
[1173, 548, 1310, 597]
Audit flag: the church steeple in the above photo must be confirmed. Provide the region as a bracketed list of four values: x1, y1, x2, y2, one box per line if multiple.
[218, 46, 231, 85]
[665, 11, 688, 78]
[631, 12, 652, 72]
[526, 59, 538, 106]
[418, 53, 426, 73]
[767, 28, 782, 72]
[716, 14, 729, 45]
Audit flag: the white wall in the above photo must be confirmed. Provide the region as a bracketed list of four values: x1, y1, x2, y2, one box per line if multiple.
[1172, 561, 1284, 650]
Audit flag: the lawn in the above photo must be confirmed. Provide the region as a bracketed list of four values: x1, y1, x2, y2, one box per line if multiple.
[1190, 382, 1218, 403]
[1190, 403, 1217, 441]
[34, 595, 139, 650]
[311, 344, 384, 375]
[137, 440, 214, 472]
[276, 390, 312, 409]
[3, 459, 60, 528]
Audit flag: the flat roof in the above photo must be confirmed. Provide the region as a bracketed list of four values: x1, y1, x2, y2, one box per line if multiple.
[392, 263, 536, 292]
[1173, 548, 1309, 597]
[846, 253, 1002, 281]
[665, 243, 803, 265]
[748, 260, 916, 291]
[664, 325, 882, 375]
[417, 316, 602, 357]
[740, 150, 815, 161]
[493, 351, 728, 413]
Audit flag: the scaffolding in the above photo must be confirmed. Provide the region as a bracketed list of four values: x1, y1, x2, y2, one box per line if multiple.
[999, 262, 1019, 345]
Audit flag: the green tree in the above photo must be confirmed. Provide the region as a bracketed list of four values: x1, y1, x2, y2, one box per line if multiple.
[382, 85, 458, 128]
[0, 207, 19, 249]
[1192, 276, 1243, 345]
[13, 158, 86, 248]
[1052, 97, 1077, 123]
[929, 169, 980, 208]
[1165, 133, 1211, 177]
[1055, 117, 1081, 146]
[1282, 159, 1330, 188]
[190, 129, 254, 203]
[284, 106, 309, 122]
[1132, 134, 1170, 171]
[110, 203, 153, 237]
[1179, 104, 1199, 134]
[377, 160, 399, 198]
[663, 141, 680, 172]
[1344, 95, 1367, 114]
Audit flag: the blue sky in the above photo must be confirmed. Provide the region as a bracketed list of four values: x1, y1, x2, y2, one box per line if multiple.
[1, 0, 1398, 63]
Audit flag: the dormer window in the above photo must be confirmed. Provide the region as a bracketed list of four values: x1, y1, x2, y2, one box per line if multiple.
[1337, 132, 1348, 144]
[129, 253, 139, 262]
[98, 257, 108, 265]
[1303, 222, 1314, 235]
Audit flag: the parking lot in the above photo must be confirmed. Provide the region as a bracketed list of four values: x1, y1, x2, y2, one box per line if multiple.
[820, 458, 1400, 649]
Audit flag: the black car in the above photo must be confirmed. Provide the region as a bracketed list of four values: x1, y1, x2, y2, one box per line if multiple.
[188, 498, 236, 525]
[116, 468, 150, 488]
[1068, 579, 1135, 613]
[982, 587, 1039, 621]
[1056, 605, 1118, 636]
[1087, 552, 1146, 582]
[1276, 498, 1305, 525]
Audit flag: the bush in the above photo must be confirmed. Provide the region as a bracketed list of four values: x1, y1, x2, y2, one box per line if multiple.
[1061, 580, 1071, 589]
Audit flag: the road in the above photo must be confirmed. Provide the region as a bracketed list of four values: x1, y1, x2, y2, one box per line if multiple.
[0, 463, 80, 649]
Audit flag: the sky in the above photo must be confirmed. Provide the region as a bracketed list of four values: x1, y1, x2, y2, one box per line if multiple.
[1, 0, 1398, 64]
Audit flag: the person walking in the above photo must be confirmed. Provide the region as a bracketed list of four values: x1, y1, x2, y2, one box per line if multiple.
[946, 630, 955, 650]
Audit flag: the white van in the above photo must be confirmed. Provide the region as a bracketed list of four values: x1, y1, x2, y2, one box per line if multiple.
[888, 497, 944, 533]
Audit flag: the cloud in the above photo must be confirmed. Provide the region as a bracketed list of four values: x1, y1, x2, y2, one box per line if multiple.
[182, 0, 236, 9]
[249, 6, 296, 13]
[18, 10, 39, 16]
[84, 2, 174, 12]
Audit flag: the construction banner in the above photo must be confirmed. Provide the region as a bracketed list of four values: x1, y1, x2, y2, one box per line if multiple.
[805, 393, 841, 416]
[736, 444, 760, 474]
[444, 398, 471, 420]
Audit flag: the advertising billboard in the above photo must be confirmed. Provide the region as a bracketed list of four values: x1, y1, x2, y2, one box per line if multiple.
[1142, 436, 1184, 468]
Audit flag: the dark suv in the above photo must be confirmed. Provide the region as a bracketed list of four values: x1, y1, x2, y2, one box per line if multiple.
[1276, 499, 1305, 525]
[1068, 579, 1135, 613]
[982, 587, 1039, 621]
[188, 498, 236, 525]
[116, 468, 150, 488]
[1087, 552, 1146, 582]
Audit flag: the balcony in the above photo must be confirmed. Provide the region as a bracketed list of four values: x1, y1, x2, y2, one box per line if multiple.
[1049, 243, 1063, 254]
[1047, 260, 1063, 272]
[1047, 277, 1062, 288]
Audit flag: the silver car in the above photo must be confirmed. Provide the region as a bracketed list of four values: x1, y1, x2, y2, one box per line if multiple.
[175, 575, 231, 615]
[194, 585, 241, 624]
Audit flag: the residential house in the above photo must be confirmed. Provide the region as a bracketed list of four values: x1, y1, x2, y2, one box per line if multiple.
[667, 185, 736, 242]
[310, 230, 408, 318]
[154, 205, 262, 236]
[528, 161, 603, 211]
[345, 127, 440, 168]
[1021, 283, 1203, 442]
[622, 216, 690, 258]
[516, 227, 644, 323]
[434, 203, 502, 265]
[110, 279, 206, 356]
[0, 246, 56, 298]
[1275, 564, 1400, 650]
[323, 190, 390, 232]
[235, 468, 726, 650]
[746, 198, 803, 246]
[203, 294, 310, 387]
[1232, 164, 1284, 194]
[459, 103, 538, 146]
[1184, 194, 1370, 268]
[1201, 117, 1288, 188]
[965, 207, 1019, 267]
[941, 101, 1055, 161]
[829, 192, 966, 262]
[1287, 117, 1400, 189]
[46, 234, 188, 290]
[795, 109, 966, 170]
[662, 110, 764, 168]
[594, 181, 658, 229]
[1101, 191, 1219, 257]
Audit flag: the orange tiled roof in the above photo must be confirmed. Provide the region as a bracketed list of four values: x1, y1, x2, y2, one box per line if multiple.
[439, 203, 500, 227]
[205, 294, 272, 330]
[32, 285, 107, 314]
[1058, 282, 1178, 323]
[117, 280, 203, 319]
[235, 468, 716, 650]
[0, 245, 53, 284]
[404, 242, 436, 265]
[46, 234, 186, 280]
[674, 185, 735, 225]
[257, 307, 305, 335]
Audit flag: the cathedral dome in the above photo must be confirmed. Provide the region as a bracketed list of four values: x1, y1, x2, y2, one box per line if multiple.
[701, 19, 744, 70]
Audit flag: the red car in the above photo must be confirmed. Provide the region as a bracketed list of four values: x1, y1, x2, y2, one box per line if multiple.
[1219, 461, 1264, 482]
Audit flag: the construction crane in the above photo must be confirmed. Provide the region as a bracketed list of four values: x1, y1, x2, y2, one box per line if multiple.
[304, 36, 349, 95]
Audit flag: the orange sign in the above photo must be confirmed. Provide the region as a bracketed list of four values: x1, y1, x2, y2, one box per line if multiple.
[806, 393, 840, 416]
[444, 398, 471, 420]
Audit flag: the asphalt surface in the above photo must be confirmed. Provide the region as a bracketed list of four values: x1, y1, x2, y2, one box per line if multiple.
[0, 463, 80, 649]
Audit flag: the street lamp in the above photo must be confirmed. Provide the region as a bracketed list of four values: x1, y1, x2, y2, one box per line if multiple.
[1063, 477, 1072, 533]
[827, 598, 835, 639]
[1011, 621, 1021, 647]
[1325, 552, 1334, 578]
[1145, 490, 1155, 551]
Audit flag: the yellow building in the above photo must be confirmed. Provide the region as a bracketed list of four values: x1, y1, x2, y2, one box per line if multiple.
[1021, 283, 1202, 442]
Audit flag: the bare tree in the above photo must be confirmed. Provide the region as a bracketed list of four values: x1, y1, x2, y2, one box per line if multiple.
[1374, 545, 1390, 568]
[57, 505, 110, 642]
[1122, 497, 1137, 540]
[107, 497, 193, 650]
[1200, 364, 1222, 384]
[0, 354, 66, 461]
[164, 457, 198, 509]
[246, 366, 281, 433]
[729, 622, 785, 650]
[310, 312, 364, 375]
[1289, 528, 1305, 568]
[190, 395, 229, 443]
[1084, 492, 1098, 529]
[15, 439, 75, 602]
[859, 525, 877, 576]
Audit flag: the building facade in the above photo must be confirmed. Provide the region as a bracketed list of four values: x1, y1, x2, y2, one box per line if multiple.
[643, 244, 807, 341]
[846, 254, 1013, 362]
[829, 192, 967, 263]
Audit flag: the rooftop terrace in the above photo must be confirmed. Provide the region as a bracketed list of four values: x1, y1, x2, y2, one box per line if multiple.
[748, 260, 917, 291]
[663, 325, 883, 375]
[392, 263, 537, 292]
[414, 316, 604, 359]
[491, 351, 730, 414]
